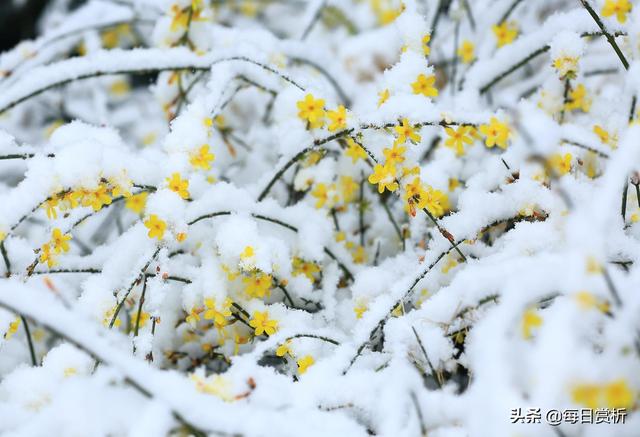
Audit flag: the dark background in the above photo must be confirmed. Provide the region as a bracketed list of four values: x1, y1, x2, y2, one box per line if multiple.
[0, 0, 51, 52]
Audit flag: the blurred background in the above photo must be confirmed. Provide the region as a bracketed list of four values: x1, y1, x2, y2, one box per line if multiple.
[0, 0, 53, 51]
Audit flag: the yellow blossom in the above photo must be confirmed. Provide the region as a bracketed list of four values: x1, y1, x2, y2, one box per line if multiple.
[131, 311, 150, 329]
[345, 138, 367, 163]
[564, 84, 591, 112]
[82, 185, 112, 212]
[125, 192, 148, 214]
[43, 196, 60, 220]
[441, 255, 458, 273]
[351, 245, 367, 264]
[292, 257, 320, 282]
[492, 21, 519, 47]
[144, 214, 166, 240]
[354, 300, 368, 319]
[327, 105, 347, 132]
[601, 0, 632, 23]
[574, 291, 610, 313]
[521, 308, 542, 339]
[190, 145, 215, 170]
[297, 94, 326, 129]
[186, 307, 202, 326]
[166, 173, 190, 199]
[39, 243, 56, 268]
[243, 272, 273, 298]
[402, 177, 429, 216]
[297, 355, 315, 374]
[479, 117, 510, 149]
[604, 379, 634, 409]
[548, 153, 572, 176]
[423, 185, 448, 217]
[240, 246, 255, 267]
[50, 228, 71, 254]
[593, 125, 617, 148]
[339, 175, 359, 203]
[4, 317, 20, 339]
[378, 89, 390, 107]
[411, 73, 438, 98]
[444, 126, 474, 156]
[368, 163, 399, 194]
[249, 311, 278, 336]
[394, 118, 421, 145]
[276, 339, 293, 357]
[457, 40, 475, 64]
[422, 34, 431, 56]
[382, 143, 406, 166]
[553, 55, 579, 79]
[203, 298, 232, 328]
[311, 183, 339, 209]
[572, 383, 602, 409]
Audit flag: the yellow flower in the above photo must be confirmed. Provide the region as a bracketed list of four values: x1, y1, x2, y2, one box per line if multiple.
[292, 257, 320, 282]
[82, 185, 112, 212]
[131, 311, 150, 329]
[552, 56, 579, 79]
[354, 301, 368, 319]
[276, 339, 293, 357]
[604, 380, 634, 409]
[170, 4, 190, 32]
[243, 272, 273, 298]
[4, 317, 20, 340]
[521, 308, 542, 339]
[564, 84, 591, 112]
[39, 243, 56, 268]
[423, 186, 448, 218]
[368, 163, 399, 194]
[601, 0, 632, 23]
[572, 383, 602, 409]
[297, 355, 314, 374]
[422, 34, 431, 56]
[190, 145, 215, 170]
[378, 89, 390, 107]
[240, 246, 255, 266]
[411, 73, 438, 98]
[351, 245, 367, 264]
[382, 143, 406, 166]
[144, 214, 166, 240]
[50, 228, 71, 254]
[0, 231, 5, 242]
[402, 177, 429, 216]
[339, 175, 359, 203]
[296, 94, 326, 129]
[327, 105, 347, 132]
[394, 118, 421, 145]
[249, 310, 278, 336]
[444, 126, 474, 156]
[103, 306, 121, 328]
[125, 192, 148, 215]
[479, 117, 510, 149]
[60, 191, 81, 211]
[457, 40, 475, 64]
[548, 153, 572, 176]
[166, 173, 190, 199]
[441, 255, 458, 273]
[203, 298, 232, 328]
[492, 21, 519, 47]
[185, 307, 202, 327]
[311, 183, 339, 209]
[593, 125, 617, 148]
[43, 196, 60, 219]
[345, 138, 367, 163]
[574, 291, 610, 313]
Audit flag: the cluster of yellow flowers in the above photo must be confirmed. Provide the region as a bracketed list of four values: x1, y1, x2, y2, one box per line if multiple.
[39, 228, 72, 268]
[297, 94, 348, 132]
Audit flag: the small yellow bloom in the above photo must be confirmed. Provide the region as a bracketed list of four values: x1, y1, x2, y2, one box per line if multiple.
[368, 163, 399, 194]
[411, 74, 438, 98]
[297, 355, 315, 374]
[166, 173, 190, 199]
[601, 0, 632, 23]
[394, 118, 421, 145]
[382, 143, 406, 166]
[144, 214, 166, 240]
[4, 317, 20, 339]
[339, 175, 359, 203]
[190, 144, 215, 170]
[240, 246, 255, 265]
[604, 379, 634, 409]
[345, 138, 367, 163]
[276, 339, 293, 357]
[297, 94, 326, 129]
[131, 311, 150, 329]
[479, 117, 510, 149]
[203, 298, 232, 328]
[492, 21, 519, 47]
[574, 291, 610, 313]
[422, 34, 431, 56]
[249, 310, 278, 336]
[39, 243, 56, 268]
[521, 308, 543, 339]
[572, 383, 602, 409]
[186, 307, 202, 326]
[327, 105, 347, 132]
[311, 183, 339, 209]
[243, 272, 273, 298]
[292, 257, 321, 282]
[82, 185, 112, 212]
[564, 84, 591, 112]
[125, 192, 148, 215]
[50, 228, 72, 254]
[548, 153, 572, 176]
[378, 89, 390, 107]
[354, 300, 368, 319]
[593, 125, 617, 149]
[43, 196, 59, 220]
[552, 56, 579, 79]
[457, 40, 475, 64]
[444, 126, 474, 156]
[423, 186, 448, 218]
[351, 245, 367, 264]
